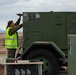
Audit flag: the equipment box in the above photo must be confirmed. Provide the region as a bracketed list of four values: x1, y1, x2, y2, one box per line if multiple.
[0, 60, 43, 75]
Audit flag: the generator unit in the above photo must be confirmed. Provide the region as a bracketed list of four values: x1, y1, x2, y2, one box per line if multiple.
[21, 12, 76, 75]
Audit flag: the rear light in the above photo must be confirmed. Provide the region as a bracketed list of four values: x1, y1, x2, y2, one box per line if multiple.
[11, 60, 15, 63]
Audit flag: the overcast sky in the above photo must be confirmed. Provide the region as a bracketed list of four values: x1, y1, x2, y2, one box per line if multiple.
[0, 0, 76, 30]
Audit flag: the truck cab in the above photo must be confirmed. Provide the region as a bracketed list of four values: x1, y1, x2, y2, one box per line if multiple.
[21, 12, 76, 75]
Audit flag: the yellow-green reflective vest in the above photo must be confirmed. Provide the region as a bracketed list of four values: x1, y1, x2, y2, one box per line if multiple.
[5, 27, 17, 49]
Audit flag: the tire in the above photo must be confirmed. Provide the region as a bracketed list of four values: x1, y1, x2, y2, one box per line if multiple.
[25, 49, 60, 75]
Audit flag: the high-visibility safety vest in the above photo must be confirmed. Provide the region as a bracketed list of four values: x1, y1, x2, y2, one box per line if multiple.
[5, 27, 17, 49]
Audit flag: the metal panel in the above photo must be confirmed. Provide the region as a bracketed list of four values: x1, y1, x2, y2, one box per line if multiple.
[25, 32, 43, 47]
[23, 12, 67, 49]
[68, 34, 76, 75]
[67, 13, 76, 34]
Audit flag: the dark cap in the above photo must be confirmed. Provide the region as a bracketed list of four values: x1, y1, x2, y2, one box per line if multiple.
[8, 20, 13, 25]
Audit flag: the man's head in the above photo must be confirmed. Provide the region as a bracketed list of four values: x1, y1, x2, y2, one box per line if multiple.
[6, 20, 15, 29]
[8, 20, 14, 27]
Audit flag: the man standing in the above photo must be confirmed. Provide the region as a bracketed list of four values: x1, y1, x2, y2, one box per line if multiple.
[5, 15, 23, 58]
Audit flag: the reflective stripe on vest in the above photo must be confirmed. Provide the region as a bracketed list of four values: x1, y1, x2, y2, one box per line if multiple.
[5, 38, 17, 40]
[5, 27, 17, 49]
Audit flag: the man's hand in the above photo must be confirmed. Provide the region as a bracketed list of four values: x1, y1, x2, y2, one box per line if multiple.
[17, 13, 23, 19]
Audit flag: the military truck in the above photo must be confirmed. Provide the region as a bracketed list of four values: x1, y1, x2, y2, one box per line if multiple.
[21, 12, 76, 75]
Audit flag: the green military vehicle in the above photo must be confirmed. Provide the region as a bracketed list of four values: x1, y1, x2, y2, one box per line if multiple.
[21, 12, 76, 75]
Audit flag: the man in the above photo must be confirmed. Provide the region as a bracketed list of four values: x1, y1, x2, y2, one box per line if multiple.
[5, 15, 23, 58]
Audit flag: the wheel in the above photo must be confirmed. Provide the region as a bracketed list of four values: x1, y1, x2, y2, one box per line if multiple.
[24, 49, 60, 75]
